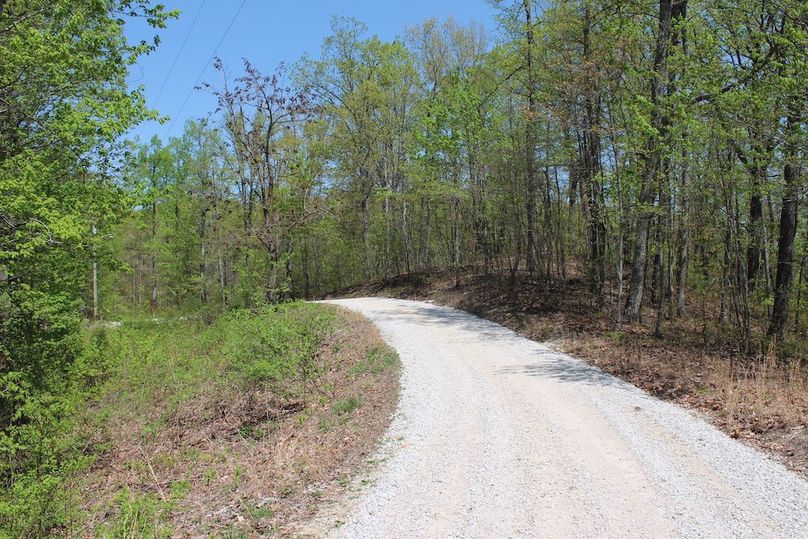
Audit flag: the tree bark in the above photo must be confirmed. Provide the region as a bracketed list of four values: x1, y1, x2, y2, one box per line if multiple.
[675, 157, 689, 317]
[362, 191, 371, 282]
[625, 0, 686, 323]
[768, 110, 801, 341]
[524, 0, 538, 275]
[581, 6, 606, 304]
[454, 196, 461, 288]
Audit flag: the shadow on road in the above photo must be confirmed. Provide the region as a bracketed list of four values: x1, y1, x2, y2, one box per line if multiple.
[495, 351, 623, 388]
[365, 301, 520, 344]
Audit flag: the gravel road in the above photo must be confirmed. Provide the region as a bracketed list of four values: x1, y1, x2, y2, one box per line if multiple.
[322, 297, 808, 538]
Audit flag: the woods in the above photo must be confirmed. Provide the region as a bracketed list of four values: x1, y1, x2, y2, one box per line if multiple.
[98, 1, 807, 353]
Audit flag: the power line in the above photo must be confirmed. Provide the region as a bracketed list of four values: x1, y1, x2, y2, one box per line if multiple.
[152, 0, 208, 108]
[133, 0, 208, 141]
[162, 0, 248, 140]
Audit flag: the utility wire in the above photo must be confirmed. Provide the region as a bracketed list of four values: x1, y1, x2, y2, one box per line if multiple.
[152, 0, 208, 109]
[133, 0, 207, 141]
[162, 0, 248, 140]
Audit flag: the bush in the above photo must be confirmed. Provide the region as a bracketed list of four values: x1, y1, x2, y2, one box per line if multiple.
[0, 371, 93, 537]
[221, 303, 336, 391]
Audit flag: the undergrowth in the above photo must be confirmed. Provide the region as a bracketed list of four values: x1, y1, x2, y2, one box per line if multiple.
[0, 302, 338, 538]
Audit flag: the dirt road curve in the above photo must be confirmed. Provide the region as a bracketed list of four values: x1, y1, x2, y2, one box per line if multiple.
[322, 298, 808, 538]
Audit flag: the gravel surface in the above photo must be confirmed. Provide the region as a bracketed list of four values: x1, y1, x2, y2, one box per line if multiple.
[321, 298, 808, 538]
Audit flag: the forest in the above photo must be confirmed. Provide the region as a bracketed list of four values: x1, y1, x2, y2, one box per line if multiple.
[108, 1, 807, 350]
[0, 0, 806, 535]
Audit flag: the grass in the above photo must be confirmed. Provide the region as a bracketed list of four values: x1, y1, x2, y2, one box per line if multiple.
[332, 396, 362, 416]
[97, 303, 336, 419]
[96, 489, 174, 539]
[351, 345, 399, 376]
[1, 302, 400, 537]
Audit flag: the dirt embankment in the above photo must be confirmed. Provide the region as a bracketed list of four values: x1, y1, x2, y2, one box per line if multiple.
[331, 270, 808, 476]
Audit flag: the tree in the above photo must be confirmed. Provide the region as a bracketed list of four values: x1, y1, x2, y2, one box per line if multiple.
[0, 0, 173, 384]
[106, 5, 807, 356]
[211, 59, 309, 301]
[0, 1, 174, 534]
[625, 0, 688, 323]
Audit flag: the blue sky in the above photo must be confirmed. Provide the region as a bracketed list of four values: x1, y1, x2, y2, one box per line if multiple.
[127, 1, 498, 142]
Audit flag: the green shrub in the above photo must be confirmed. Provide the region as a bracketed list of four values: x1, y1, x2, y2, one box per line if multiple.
[0, 351, 99, 537]
[221, 303, 336, 391]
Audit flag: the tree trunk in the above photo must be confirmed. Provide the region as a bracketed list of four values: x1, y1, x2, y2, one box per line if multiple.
[768, 110, 801, 341]
[362, 192, 371, 282]
[581, 7, 606, 304]
[199, 198, 209, 304]
[625, 0, 685, 323]
[524, 0, 538, 275]
[747, 181, 764, 289]
[302, 240, 310, 299]
[150, 192, 158, 314]
[384, 193, 391, 280]
[453, 195, 461, 288]
[402, 199, 412, 274]
[510, 166, 523, 288]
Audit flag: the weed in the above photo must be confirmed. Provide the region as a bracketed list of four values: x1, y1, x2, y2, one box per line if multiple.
[351, 345, 398, 376]
[332, 397, 361, 416]
[238, 424, 265, 440]
[169, 480, 191, 500]
[248, 505, 275, 520]
[202, 468, 217, 486]
[1, 301, 400, 536]
[318, 417, 332, 433]
[233, 465, 243, 487]
[220, 528, 248, 539]
[100, 488, 172, 538]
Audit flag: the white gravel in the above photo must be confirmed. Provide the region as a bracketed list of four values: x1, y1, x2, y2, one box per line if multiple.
[321, 297, 808, 538]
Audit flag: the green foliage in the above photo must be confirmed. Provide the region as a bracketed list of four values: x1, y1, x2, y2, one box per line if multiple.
[0, 2, 176, 534]
[332, 396, 361, 416]
[3, 0, 807, 533]
[222, 304, 336, 389]
[352, 345, 399, 376]
[0, 302, 340, 536]
[0, 343, 103, 537]
[98, 489, 173, 539]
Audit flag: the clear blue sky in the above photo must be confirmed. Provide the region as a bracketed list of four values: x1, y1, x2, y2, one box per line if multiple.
[127, 1, 498, 142]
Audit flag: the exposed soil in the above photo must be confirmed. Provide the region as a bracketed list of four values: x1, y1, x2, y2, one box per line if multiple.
[330, 270, 808, 477]
[76, 306, 399, 537]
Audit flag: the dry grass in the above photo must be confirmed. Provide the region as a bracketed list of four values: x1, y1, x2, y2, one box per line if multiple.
[75, 305, 399, 537]
[334, 269, 808, 476]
